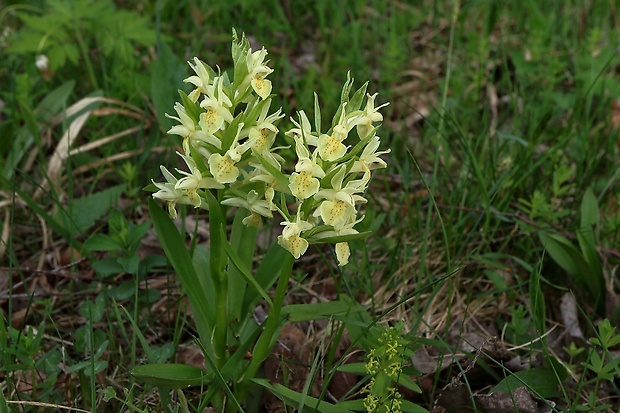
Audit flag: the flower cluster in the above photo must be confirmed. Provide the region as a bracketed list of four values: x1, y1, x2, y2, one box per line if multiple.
[361, 324, 417, 413]
[151, 31, 389, 266]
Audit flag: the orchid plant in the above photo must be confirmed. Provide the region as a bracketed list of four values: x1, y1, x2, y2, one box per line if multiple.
[141, 30, 389, 412]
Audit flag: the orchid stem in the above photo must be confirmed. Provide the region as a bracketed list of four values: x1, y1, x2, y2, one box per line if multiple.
[241, 252, 294, 387]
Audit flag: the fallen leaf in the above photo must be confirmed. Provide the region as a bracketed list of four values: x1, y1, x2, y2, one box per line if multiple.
[560, 292, 585, 342]
[476, 387, 554, 413]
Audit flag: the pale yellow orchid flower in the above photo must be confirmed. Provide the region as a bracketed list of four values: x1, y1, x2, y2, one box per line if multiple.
[183, 57, 215, 102]
[277, 212, 313, 259]
[208, 123, 256, 184]
[354, 93, 389, 139]
[152, 166, 193, 219]
[246, 48, 274, 99]
[166, 102, 221, 154]
[288, 136, 325, 200]
[199, 76, 234, 134]
[286, 110, 317, 147]
[318, 104, 352, 161]
[175, 153, 224, 207]
[350, 135, 390, 173]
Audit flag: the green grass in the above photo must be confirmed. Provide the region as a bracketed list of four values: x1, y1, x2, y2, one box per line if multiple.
[1, 0, 620, 411]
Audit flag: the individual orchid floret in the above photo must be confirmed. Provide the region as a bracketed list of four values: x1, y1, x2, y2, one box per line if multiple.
[277, 211, 314, 259]
[351, 135, 390, 173]
[313, 166, 368, 231]
[335, 242, 350, 266]
[248, 100, 284, 154]
[314, 214, 364, 240]
[318, 103, 352, 162]
[246, 47, 273, 99]
[152, 166, 194, 219]
[285, 110, 317, 147]
[250, 163, 287, 210]
[289, 136, 325, 200]
[175, 153, 224, 207]
[166, 102, 221, 154]
[200, 76, 234, 134]
[315, 165, 370, 208]
[355, 93, 389, 139]
[289, 170, 319, 201]
[312, 215, 364, 266]
[208, 123, 255, 184]
[316, 197, 357, 231]
[208, 152, 239, 184]
[184, 57, 214, 102]
[221, 189, 273, 227]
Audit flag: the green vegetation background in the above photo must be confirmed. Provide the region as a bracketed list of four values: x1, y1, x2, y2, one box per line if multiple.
[1, 0, 620, 411]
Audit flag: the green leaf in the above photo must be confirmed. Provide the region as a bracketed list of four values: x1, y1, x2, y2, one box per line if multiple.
[221, 226, 272, 308]
[307, 231, 372, 244]
[200, 320, 264, 403]
[131, 364, 208, 389]
[138, 288, 161, 305]
[348, 81, 369, 113]
[108, 208, 128, 240]
[529, 264, 546, 335]
[401, 400, 428, 413]
[108, 10, 155, 47]
[92, 258, 123, 278]
[253, 379, 355, 413]
[492, 367, 561, 399]
[575, 229, 603, 306]
[221, 113, 245, 153]
[227, 210, 258, 322]
[67, 360, 107, 376]
[84, 234, 124, 252]
[580, 187, 599, 239]
[576, 230, 600, 270]
[118, 254, 139, 275]
[0, 80, 75, 181]
[373, 371, 390, 394]
[100, 386, 116, 402]
[74, 328, 106, 354]
[0, 313, 7, 359]
[252, 151, 289, 189]
[339, 72, 354, 108]
[109, 281, 136, 301]
[231, 30, 250, 92]
[336, 363, 367, 375]
[37, 80, 76, 122]
[314, 92, 322, 132]
[205, 191, 227, 282]
[398, 374, 422, 394]
[149, 198, 213, 344]
[63, 42, 80, 66]
[119, 306, 156, 363]
[241, 243, 289, 313]
[538, 231, 601, 301]
[78, 294, 106, 322]
[335, 400, 365, 411]
[127, 222, 151, 251]
[282, 296, 364, 322]
[151, 44, 188, 131]
[94, 339, 109, 359]
[546, 355, 569, 383]
[59, 184, 126, 235]
[192, 245, 216, 323]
